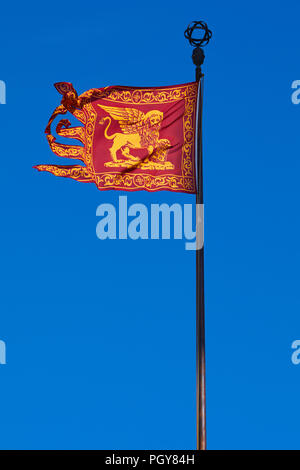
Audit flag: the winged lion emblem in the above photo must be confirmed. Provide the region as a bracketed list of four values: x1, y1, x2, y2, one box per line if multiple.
[98, 105, 174, 170]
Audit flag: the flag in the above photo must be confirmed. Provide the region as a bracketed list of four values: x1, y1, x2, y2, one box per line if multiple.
[34, 81, 199, 193]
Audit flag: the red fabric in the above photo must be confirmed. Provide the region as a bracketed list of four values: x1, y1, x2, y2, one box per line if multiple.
[34, 81, 198, 193]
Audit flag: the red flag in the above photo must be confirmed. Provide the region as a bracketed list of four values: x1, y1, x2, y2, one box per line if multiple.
[34, 81, 198, 193]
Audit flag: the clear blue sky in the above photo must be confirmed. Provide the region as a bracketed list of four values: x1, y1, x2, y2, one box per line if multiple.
[0, 0, 300, 450]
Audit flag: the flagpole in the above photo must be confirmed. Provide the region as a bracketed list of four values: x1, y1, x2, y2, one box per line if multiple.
[184, 21, 212, 451]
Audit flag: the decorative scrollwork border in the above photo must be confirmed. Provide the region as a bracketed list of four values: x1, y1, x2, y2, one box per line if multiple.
[82, 83, 198, 193]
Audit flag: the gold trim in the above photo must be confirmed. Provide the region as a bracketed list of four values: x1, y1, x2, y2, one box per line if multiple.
[82, 84, 197, 192]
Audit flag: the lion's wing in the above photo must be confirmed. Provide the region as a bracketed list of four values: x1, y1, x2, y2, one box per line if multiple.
[98, 105, 145, 134]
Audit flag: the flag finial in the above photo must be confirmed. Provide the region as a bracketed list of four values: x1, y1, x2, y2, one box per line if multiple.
[184, 21, 212, 79]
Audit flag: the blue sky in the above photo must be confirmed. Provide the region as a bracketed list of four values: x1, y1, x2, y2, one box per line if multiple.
[0, 0, 300, 450]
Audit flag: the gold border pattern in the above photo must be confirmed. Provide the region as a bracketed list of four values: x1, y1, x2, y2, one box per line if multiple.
[86, 83, 198, 192]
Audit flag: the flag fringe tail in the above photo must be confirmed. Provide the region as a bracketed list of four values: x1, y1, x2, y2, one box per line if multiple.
[44, 103, 85, 161]
[34, 83, 95, 183]
[33, 164, 93, 182]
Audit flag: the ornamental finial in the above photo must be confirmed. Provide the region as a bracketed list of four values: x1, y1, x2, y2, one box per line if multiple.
[184, 21, 212, 79]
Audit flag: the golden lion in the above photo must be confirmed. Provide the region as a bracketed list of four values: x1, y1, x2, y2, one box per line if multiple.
[98, 105, 172, 167]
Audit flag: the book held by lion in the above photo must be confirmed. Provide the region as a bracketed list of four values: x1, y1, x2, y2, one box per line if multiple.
[34, 81, 198, 193]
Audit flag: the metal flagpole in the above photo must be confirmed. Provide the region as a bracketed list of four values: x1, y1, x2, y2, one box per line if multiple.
[184, 21, 212, 451]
